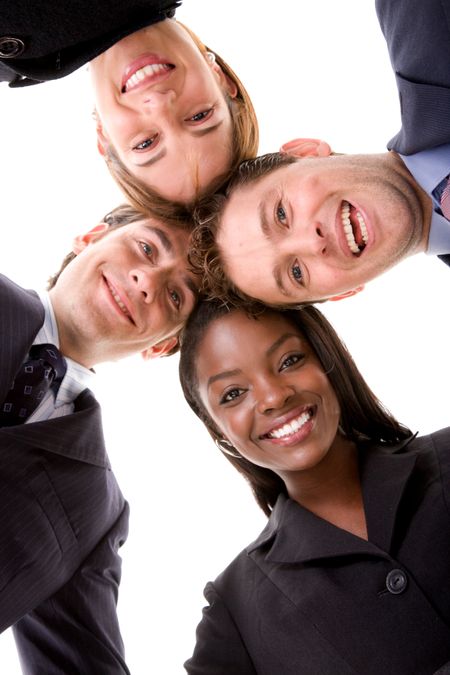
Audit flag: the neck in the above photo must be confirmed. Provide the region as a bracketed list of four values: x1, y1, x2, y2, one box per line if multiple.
[48, 289, 96, 369]
[283, 438, 368, 540]
[390, 151, 433, 253]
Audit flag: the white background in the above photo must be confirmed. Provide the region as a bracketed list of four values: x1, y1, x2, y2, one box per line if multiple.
[0, 1, 449, 672]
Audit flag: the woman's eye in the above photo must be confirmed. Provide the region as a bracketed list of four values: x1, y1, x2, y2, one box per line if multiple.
[133, 134, 158, 151]
[280, 353, 304, 371]
[169, 289, 181, 309]
[188, 108, 213, 123]
[220, 388, 244, 404]
[140, 241, 153, 258]
[291, 259, 303, 285]
[276, 201, 288, 226]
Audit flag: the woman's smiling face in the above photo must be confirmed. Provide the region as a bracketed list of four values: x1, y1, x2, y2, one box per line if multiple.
[196, 310, 343, 483]
[90, 19, 236, 201]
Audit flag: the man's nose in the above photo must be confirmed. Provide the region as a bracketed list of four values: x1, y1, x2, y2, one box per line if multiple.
[129, 267, 161, 303]
[255, 377, 295, 415]
[303, 224, 327, 257]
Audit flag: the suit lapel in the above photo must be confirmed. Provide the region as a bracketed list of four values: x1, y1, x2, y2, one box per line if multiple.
[248, 438, 418, 564]
[0, 275, 44, 405]
[0, 389, 110, 469]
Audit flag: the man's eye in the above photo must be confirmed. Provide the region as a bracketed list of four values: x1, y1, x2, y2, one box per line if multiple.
[220, 388, 244, 404]
[276, 201, 287, 226]
[140, 242, 153, 257]
[169, 289, 181, 309]
[188, 108, 213, 123]
[291, 260, 303, 285]
[133, 134, 158, 151]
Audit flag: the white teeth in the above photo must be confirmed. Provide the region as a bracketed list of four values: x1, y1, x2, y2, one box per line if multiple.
[124, 63, 171, 91]
[341, 200, 368, 254]
[107, 282, 130, 317]
[267, 410, 312, 440]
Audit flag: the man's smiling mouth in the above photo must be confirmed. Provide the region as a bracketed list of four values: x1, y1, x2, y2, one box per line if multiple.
[341, 200, 368, 255]
[106, 279, 135, 324]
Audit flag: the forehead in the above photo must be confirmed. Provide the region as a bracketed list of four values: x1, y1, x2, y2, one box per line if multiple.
[201, 310, 307, 356]
[111, 218, 191, 247]
[125, 124, 234, 202]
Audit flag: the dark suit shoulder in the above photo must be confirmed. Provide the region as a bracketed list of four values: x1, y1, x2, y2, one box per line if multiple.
[0, 0, 180, 84]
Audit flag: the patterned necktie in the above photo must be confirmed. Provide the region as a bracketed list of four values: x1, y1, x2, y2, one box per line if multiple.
[0, 343, 67, 427]
[435, 174, 450, 220]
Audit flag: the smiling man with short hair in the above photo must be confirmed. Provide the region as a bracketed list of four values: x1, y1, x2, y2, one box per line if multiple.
[191, 0, 450, 307]
[0, 204, 199, 673]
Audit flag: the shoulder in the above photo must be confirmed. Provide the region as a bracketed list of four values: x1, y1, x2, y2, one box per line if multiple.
[0, 0, 181, 83]
[0, 274, 43, 334]
[404, 427, 450, 480]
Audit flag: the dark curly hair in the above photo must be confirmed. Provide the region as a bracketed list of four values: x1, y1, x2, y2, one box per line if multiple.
[188, 152, 299, 311]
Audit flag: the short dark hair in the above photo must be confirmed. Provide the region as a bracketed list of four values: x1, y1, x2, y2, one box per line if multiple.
[179, 299, 412, 516]
[188, 153, 299, 311]
[47, 203, 192, 357]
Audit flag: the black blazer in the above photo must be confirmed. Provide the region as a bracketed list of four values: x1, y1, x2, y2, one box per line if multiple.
[376, 0, 450, 269]
[0, 0, 180, 86]
[186, 431, 450, 674]
[0, 275, 130, 674]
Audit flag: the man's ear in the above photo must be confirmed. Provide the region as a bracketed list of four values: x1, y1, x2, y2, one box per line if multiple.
[328, 285, 365, 302]
[72, 223, 110, 254]
[280, 138, 332, 158]
[141, 336, 179, 360]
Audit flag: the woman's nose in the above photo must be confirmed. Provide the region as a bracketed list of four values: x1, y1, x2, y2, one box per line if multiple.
[255, 379, 294, 415]
[141, 89, 176, 111]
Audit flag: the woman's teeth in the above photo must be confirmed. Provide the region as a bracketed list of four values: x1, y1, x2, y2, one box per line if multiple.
[124, 63, 172, 91]
[341, 201, 368, 254]
[266, 409, 312, 440]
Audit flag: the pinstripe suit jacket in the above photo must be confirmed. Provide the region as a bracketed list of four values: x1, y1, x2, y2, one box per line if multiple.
[0, 274, 130, 674]
[376, 0, 450, 268]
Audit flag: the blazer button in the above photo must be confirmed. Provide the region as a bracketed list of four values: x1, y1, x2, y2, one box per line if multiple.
[386, 568, 408, 594]
[0, 37, 25, 58]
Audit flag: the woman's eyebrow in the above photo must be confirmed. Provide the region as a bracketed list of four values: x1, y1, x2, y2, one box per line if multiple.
[189, 119, 224, 138]
[207, 369, 241, 388]
[133, 148, 167, 167]
[266, 333, 301, 357]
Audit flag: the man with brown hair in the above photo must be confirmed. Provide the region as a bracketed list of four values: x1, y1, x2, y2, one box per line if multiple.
[191, 0, 450, 308]
[0, 204, 198, 673]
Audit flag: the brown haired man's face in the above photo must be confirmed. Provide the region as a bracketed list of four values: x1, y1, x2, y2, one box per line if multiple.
[50, 220, 199, 366]
[218, 154, 429, 304]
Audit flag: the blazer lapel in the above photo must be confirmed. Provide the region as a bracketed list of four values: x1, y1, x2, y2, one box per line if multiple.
[0, 275, 44, 404]
[248, 437, 418, 564]
[360, 439, 418, 551]
[0, 389, 110, 469]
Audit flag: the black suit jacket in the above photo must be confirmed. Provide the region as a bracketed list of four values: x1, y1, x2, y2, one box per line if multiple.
[0, 275, 130, 674]
[376, 0, 450, 269]
[0, 0, 180, 86]
[186, 431, 450, 674]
